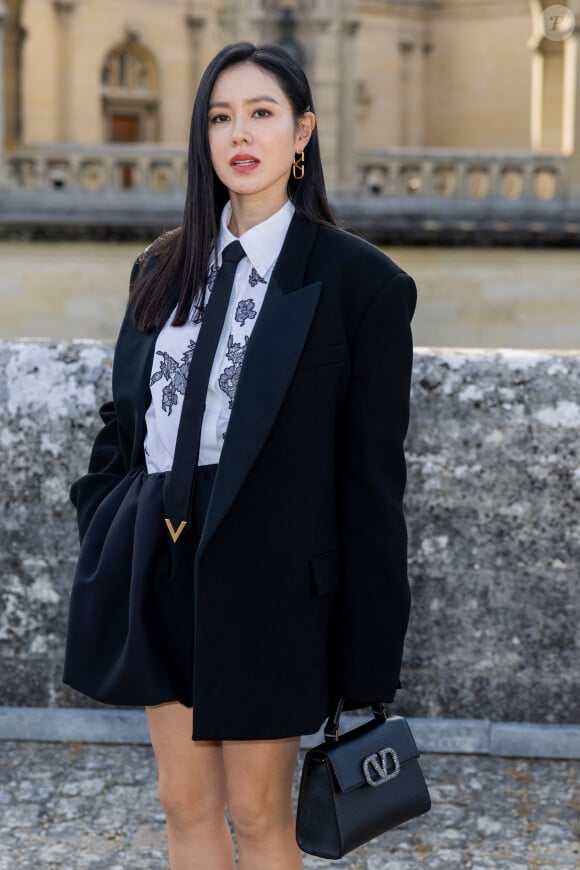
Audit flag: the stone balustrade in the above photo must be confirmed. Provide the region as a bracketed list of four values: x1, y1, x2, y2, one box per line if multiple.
[0, 144, 580, 246]
[0, 340, 578, 723]
[3, 144, 576, 243]
[2, 144, 570, 204]
[4, 144, 188, 194]
[357, 148, 569, 202]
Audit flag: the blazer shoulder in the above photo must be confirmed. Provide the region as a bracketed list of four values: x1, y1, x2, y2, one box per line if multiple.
[307, 223, 416, 328]
[313, 224, 408, 284]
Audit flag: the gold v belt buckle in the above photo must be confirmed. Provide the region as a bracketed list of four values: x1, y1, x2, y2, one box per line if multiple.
[164, 518, 187, 543]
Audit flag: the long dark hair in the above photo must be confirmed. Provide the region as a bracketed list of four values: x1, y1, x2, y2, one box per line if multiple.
[130, 42, 337, 332]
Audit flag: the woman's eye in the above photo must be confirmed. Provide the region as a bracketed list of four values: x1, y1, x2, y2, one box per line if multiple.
[253, 108, 271, 118]
[210, 114, 229, 124]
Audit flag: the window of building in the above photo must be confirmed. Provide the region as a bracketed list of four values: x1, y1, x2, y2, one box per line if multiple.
[101, 42, 157, 93]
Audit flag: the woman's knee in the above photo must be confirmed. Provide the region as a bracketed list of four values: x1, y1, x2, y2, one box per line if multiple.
[224, 738, 300, 840]
[157, 772, 225, 829]
[147, 704, 227, 829]
[227, 782, 293, 842]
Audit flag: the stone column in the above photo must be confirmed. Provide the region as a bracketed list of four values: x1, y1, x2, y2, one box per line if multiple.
[185, 15, 206, 109]
[398, 41, 414, 146]
[407, 40, 421, 147]
[528, 0, 544, 150]
[336, 16, 359, 192]
[412, 43, 429, 147]
[307, 14, 338, 190]
[53, 0, 77, 143]
[562, 27, 580, 196]
[4, 0, 25, 150]
[0, 1, 7, 160]
[397, 32, 428, 149]
[530, 46, 544, 151]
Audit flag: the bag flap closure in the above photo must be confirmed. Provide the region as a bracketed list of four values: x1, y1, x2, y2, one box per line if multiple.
[316, 715, 420, 794]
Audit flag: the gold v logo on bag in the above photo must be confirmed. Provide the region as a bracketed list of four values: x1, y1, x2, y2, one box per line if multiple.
[164, 519, 187, 543]
[362, 747, 401, 787]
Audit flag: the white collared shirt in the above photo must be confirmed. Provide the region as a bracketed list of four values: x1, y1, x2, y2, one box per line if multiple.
[144, 199, 295, 473]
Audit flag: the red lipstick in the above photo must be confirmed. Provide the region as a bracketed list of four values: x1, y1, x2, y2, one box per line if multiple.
[230, 153, 260, 173]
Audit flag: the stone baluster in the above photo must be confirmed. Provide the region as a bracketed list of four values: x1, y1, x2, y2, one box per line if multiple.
[521, 159, 535, 199]
[554, 158, 567, 198]
[421, 158, 434, 198]
[38, 156, 48, 191]
[453, 160, 468, 198]
[390, 158, 402, 197]
[487, 160, 501, 199]
[136, 155, 147, 190]
[104, 154, 115, 191]
[384, 157, 396, 197]
[68, 153, 79, 190]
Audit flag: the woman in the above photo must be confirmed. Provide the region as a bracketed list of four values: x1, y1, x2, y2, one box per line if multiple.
[64, 42, 416, 869]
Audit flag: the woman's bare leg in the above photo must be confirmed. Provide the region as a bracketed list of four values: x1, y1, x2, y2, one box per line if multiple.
[222, 737, 303, 870]
[146, 703, 235, 870]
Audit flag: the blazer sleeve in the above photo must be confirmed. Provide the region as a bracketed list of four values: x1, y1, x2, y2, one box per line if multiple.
[70, 246, 154, 543]
[69, 257, 145, 543]
[336, 270, 417, 706]
[69, 399, 128, 543]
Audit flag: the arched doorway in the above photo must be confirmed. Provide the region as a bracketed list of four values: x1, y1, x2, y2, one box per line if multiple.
[101, 37, 159, 185]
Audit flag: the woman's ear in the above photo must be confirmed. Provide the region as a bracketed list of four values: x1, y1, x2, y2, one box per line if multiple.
[295, 111, 316, 151]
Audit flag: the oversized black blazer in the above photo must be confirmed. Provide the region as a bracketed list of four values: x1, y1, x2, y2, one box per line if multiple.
[69, 214, 417, 740]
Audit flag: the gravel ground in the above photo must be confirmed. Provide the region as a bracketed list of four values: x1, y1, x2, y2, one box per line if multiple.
[0, 742, 578, 869]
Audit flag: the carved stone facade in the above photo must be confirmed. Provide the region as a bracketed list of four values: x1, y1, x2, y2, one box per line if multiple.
[2, 0, 362, 188]
[1, 0, 580, 193]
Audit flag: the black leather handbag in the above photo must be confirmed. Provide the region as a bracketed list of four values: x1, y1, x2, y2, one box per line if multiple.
[296, 699, 431, 859]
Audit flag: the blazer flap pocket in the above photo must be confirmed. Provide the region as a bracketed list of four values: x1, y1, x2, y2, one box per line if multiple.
[296, 343, 346, 371]
[310, 552, 341, 596]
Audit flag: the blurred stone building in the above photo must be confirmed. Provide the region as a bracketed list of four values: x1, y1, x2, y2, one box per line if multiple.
[1, 0, 580, 241]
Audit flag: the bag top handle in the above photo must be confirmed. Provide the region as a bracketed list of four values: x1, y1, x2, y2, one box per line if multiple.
[324, 698, 390, 743]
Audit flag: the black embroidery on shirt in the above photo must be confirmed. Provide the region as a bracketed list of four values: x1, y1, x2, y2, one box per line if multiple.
[207, 263, 218, 294]
[248, 267, 266, 288]
[235, 298, 257, 328]
[150, 339, 196, 416]
[218, 334, 249, 409]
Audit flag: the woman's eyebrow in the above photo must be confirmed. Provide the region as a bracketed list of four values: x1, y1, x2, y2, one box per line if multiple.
[208, 95, 280, 109]
[247, 95, 279, 105]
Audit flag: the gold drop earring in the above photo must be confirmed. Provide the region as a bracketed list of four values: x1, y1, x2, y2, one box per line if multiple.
[292, 151, 305, 180]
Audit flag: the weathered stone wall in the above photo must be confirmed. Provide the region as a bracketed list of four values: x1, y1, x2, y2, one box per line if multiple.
[0, 341, 578, 722]
[404, 349, 579, 724]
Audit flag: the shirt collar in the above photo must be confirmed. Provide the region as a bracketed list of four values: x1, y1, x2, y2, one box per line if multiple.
[217, 199, 295, 279]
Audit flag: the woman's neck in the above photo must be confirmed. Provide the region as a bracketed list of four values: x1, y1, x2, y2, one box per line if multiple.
[228, 192, 289, 237]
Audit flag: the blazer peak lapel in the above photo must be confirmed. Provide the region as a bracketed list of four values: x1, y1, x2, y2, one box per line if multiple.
[197, 216, 322, 553]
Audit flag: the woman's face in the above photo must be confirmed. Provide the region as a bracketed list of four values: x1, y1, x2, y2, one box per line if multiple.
[208, 62, 314, 213]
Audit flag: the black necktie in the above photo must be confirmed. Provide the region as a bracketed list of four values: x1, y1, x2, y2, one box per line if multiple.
[163, 240, 246, 542]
